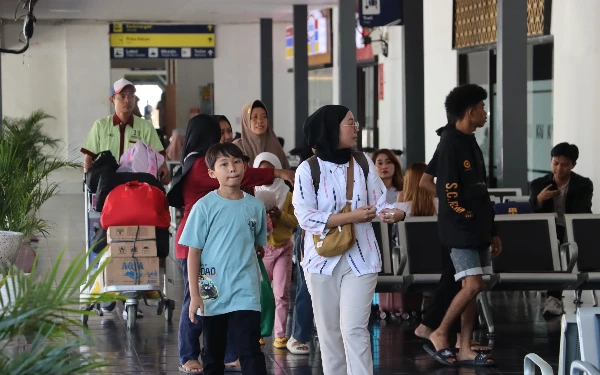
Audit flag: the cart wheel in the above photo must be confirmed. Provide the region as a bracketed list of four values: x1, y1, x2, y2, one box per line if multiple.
[165, 300, 175, 322]
[126, 305, 137, 330]
[379, 311, 387, 320]
[82, 313, 88, 325]
[401, 312, 411, 321]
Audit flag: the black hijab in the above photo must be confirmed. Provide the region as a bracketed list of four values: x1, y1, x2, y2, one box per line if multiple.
[181, 114, 222, 163]
[168, 114, 221, 208]
[303, 105, 351, 164]
[212, 115, 232, 129]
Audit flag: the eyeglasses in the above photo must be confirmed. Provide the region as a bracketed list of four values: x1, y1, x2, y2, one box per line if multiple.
[341, 121, 360, 132]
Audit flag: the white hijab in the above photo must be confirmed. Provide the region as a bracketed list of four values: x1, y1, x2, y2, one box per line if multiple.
[253, 152, 289, 210]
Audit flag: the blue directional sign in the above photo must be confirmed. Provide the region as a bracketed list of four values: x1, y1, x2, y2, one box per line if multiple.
[358, 0, 404, 28]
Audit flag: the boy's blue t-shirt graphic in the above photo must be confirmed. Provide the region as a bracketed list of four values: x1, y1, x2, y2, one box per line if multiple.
[179, 191, 267, 316]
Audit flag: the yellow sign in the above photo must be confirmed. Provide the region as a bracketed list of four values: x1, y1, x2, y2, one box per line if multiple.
[110, 34, 215, 48]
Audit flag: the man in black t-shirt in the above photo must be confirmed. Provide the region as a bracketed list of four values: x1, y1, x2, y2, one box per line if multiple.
[415, 114, 493, 358]
[425, 85, 499, 367]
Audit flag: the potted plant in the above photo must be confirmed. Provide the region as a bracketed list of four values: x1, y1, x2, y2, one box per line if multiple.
[0, 110, 79, 267]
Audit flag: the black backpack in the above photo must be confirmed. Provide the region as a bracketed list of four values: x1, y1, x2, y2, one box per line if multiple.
[85, 151, 118, 192]
[306, 151, 370, 193]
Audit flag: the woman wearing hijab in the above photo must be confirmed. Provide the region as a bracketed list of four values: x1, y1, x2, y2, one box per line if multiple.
[233, 100, 290, 169]
[213, 115, 234, 143]
[292, 105, 405, 375]
[253, 152, 298, 350]
[168, 114, 295, 374]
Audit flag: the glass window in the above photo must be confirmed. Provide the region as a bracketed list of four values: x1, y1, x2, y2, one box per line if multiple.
[463, 43, 553, 186]
[308, 68, 334, 115]
[459, 51, 491, 176]
[527, 43, 553, 181]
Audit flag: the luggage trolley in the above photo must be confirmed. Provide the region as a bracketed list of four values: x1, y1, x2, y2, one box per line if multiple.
[80, 182, 175, 329]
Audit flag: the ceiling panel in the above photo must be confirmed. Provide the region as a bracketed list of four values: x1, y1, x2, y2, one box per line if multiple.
[0, 0, 337, 23]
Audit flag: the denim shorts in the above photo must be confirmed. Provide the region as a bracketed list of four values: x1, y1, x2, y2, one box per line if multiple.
[450, 248, 492, 281]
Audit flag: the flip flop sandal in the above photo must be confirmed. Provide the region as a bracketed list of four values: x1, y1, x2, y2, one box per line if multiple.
[457, 352, 496, 367]
[452, 346, 492, 354]
[178, 361, 204, 374]
[224, 365, 242, 372]
[423, 344, 458, 367]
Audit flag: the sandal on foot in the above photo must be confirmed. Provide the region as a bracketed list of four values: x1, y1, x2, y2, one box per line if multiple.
[224, 359, 241, 372]
[287, 337, 310, 355]
[273, 337, 288, 349]
[179, 360, 203, 374]
[453, 345, 492, 354]
[423, 344, 457, 367]
[457, 352, 496, 367]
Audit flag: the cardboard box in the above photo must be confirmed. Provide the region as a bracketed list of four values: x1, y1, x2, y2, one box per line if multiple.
[107, 226, 155, 243]
[107, 240, 157, 258]
[102, 256, 160, 287]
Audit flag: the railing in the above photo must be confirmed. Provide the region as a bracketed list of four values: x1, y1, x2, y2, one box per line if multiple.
[524, 353, 554, 375]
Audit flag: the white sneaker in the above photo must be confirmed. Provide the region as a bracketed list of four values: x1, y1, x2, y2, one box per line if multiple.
[286, 336, 310, 355]
[543, 296, 564, 317]
[122, 307, 144, 319]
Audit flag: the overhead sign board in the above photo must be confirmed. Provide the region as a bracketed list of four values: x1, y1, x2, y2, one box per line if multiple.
[285, 9, 333, 67]
[358, 0, 404, 28]
[110, 24, 216, 59]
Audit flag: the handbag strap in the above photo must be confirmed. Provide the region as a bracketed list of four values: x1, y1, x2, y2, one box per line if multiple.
[345, 155, 354, 205]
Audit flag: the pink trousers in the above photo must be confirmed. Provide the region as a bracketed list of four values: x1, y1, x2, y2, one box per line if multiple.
[262, 240, 294, 339]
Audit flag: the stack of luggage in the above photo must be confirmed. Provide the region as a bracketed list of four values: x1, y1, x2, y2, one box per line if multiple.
[85, 142, 171, 289]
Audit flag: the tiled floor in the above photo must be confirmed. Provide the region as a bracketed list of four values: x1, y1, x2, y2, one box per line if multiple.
[34, 194, 590, 374]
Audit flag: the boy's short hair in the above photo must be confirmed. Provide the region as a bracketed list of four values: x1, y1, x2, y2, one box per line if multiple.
[551, 142, 579, 163]
[444, 84, 488, 120]
[205, 143, 244, 170]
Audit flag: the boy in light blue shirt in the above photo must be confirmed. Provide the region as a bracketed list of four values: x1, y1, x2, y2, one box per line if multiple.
[179, 142, 268, 375]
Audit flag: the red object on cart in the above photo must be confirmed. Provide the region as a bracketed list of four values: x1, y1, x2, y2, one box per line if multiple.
[100, 181, 171, 229]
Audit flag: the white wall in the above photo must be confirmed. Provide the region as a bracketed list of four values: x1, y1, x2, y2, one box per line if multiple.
[213, 24, 261, 135]
[272, 23, 295, 152]
[176, 59, 214, 129]
[371, 0, 456, 163]
[552, 0, 600, 212]
[377, 27, 405, 152]
[423, 0, 457, 161]
[2, 23, 68, 149]
[2, 22, 111, 193]
[2, 23, 110, 161]
[213, 23, 294, 152]
[65, 24, 111, 159]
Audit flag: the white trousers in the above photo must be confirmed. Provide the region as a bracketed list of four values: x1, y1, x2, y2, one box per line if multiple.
[305, 256, 377, 375]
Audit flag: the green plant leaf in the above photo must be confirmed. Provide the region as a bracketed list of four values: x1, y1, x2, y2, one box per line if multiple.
[0, 247, 121, 374]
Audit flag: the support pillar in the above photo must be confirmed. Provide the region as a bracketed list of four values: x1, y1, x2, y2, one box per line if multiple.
[497, 0, 528, 190]
[403, 0, 425, 166]
[293, 5, 308, 149]
[339, 0, 357, 114]
[260, 18, 274, 125]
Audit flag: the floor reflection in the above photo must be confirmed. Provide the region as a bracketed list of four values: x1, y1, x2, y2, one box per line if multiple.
[35, 195, 584, 374]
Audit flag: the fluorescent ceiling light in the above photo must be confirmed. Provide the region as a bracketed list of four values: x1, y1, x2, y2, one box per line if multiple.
[47, 9, 83, 13]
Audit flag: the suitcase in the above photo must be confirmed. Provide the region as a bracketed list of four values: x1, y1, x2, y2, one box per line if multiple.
[378, 293, 423, 321]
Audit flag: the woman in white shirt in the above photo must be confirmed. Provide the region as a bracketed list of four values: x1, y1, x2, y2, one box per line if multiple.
[393, 163, 438, 216]
[292, 105, 405, 375]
